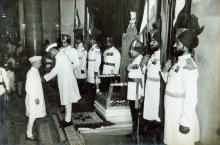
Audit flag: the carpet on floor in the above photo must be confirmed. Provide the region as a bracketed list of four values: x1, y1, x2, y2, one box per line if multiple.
[72, 111, 114, 129]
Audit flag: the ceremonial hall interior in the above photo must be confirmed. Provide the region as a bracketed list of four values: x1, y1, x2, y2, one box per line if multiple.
[0, 0, 220, 145]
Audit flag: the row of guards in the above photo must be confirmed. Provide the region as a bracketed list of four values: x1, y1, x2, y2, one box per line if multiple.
[121, 0, 204, 145]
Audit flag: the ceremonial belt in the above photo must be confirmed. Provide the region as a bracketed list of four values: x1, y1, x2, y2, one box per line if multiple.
[88, 59, 95, 61]
[147, 77, 160, 82]
[105, 62, 115, 66]
[128, 78, 143, 109]
[165, 91, 185, 98]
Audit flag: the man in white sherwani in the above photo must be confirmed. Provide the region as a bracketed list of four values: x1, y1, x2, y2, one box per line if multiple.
[75, 37, 87, 96]
[127, 39, 145, 142]
[87, 36, 101, 107]
[44, 43, 81, 128]
[161, 29, 200, 145]
[101, 37, 121, 92]
[141, 30, 162, 142]
[25, 56, 46, 140]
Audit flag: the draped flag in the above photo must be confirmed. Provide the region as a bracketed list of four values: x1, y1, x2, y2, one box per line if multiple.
[139, 0, 157, 34]
[139, 0, 157, 42]
[74, 8, 81, 29]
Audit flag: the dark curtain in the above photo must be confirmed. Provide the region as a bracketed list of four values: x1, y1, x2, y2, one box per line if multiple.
[86, 0, 145, 49]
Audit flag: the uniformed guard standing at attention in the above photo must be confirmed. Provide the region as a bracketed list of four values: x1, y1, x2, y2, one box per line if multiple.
[75, 36, 87, 96]
[103, 37, 121, 75]
[161, 29, 201, 145]
[87, 36, 101, 107]
[142, 29, 162, 142]
[127, 39, 145, 142]
[101, 37, 121, 92]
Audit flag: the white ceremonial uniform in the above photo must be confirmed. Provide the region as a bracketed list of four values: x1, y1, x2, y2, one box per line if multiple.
[6, 70, 15, 91]
[44, 51, 81, 105]
[143, 50, 161, 122]
[102, 46, 121, 74]
[60, 45, 80, 71]
[127, 55, 145, 100]
[25, 67, 46, 118]
[75, 43, 87, 79]
[0, 67, 9, 96]
[87, 44, 101, 84]
[161, 54, 199, 145]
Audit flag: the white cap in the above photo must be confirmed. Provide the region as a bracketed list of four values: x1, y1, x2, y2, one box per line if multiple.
[45, 43, 57, 52]
[28, 56, 42, 63]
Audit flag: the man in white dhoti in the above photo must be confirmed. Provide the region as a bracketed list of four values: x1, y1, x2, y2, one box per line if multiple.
[44, 43, 81, 128]
[161, 29, 200, 145]
[25, 56, 46, 140]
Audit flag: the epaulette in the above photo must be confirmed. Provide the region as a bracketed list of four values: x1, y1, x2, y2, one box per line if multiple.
[183, 58, 196, 70]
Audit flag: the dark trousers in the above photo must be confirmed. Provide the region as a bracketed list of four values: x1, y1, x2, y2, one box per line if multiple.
[87, 83, 96, 107]
[77, 79, 87, 96]
[0, 94, 7, 124]
[100, 78, 111, 92]
[100, 77, 120, 92]
[129, 100, 139, 133]
[143, 119, 162, 142]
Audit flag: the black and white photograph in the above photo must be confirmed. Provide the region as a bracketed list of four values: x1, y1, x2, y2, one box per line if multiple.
[0, 0, 219, 145]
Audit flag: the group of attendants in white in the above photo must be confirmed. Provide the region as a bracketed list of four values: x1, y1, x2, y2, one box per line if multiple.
[0, 26, 201, 145]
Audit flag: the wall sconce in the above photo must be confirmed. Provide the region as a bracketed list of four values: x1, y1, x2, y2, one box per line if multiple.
[21, 23, 25, 29]
[55, 23, 60, 28]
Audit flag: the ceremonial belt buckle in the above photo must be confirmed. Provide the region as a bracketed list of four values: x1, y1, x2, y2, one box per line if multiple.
[165, 91, 185, 98]
[105, 62, 115, 66]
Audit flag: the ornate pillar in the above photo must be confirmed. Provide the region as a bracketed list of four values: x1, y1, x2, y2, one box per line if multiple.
[23, 0, 43, 57]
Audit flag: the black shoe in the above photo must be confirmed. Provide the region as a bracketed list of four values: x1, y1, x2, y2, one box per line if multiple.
[26, 135, 37, 141]
[59, 120, 65, 125]
[59, 121, 72, 128]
